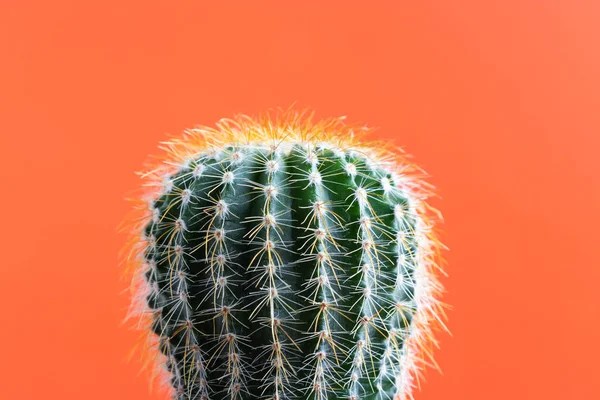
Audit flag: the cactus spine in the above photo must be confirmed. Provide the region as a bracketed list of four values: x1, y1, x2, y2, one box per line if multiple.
[121, 111, 446, 400]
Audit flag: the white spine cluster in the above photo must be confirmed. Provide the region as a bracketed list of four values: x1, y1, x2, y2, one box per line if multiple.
[297, 144, 349, 400]
[155, 168, 211, 399]
[245, 148, 297, 400]
[192, 150, 252, 400]
[345, 167, 391, 399]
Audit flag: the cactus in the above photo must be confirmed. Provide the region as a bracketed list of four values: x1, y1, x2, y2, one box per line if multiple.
[121, 110, 447, 400]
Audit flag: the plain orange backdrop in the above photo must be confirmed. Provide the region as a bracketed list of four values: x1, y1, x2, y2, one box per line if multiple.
[1, 1, 599, 399]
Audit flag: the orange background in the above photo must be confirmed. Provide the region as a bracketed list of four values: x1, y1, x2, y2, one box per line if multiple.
[1, 1, 599, 399]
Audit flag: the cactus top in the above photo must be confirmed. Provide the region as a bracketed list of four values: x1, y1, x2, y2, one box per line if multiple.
[121, 110, 447, 400]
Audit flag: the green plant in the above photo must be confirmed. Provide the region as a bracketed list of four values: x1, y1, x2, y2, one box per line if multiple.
[121, 110, 447, 400]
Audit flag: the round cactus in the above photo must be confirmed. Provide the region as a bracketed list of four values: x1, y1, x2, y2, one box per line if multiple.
[121, 110, 447, 400]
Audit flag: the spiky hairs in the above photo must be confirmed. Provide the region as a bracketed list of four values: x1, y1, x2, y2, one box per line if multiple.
[119, 109, 448, 400]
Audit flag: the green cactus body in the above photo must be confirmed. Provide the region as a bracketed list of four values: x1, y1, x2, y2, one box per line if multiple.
[123, 113, 445, 400]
